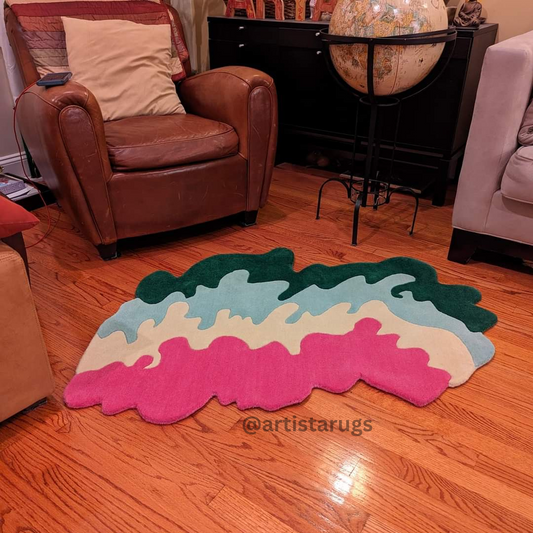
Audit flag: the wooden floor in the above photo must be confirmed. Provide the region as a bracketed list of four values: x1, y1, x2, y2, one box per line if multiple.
[1, 166, 533, 533]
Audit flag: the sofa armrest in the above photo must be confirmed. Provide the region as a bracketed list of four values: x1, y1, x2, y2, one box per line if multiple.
[179, 66, 278, 210]
[453, 32, 533, 233]
[17, 81, 117, 246]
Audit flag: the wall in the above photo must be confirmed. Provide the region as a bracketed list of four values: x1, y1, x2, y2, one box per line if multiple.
[0, 50, 21, 173]
[481, 0, 533, 42]
[448, 0, 533, 42]
[172, 0, 225, 72]
[192, 0, 225, 72]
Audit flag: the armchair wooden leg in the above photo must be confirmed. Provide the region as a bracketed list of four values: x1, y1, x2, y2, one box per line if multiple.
[240, 210, 258, 227]
[97, 243, 120, 261]
[448, 229, 477, 264]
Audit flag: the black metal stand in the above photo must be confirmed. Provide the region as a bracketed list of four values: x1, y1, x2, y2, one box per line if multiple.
[316, 28, 457, 245]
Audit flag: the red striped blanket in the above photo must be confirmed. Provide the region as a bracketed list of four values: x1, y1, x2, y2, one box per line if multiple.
[10, 0, 189, 82]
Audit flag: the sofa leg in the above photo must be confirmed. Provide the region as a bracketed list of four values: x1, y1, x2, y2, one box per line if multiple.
[97, 243, 120, 261]
[240, 210, 258, 227]
[448, 229, 477, 264]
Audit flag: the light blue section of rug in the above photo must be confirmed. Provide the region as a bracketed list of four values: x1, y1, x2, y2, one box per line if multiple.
[97, 271, 494, 368]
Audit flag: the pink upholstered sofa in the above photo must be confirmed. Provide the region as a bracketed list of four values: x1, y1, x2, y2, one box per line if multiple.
[448, 31, 533, 264]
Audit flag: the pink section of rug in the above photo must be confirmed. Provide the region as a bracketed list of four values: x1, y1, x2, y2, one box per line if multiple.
[64, 318, 451, 424]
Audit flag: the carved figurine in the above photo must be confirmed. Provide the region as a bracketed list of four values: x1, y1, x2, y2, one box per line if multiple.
[454, 0, 486, 28]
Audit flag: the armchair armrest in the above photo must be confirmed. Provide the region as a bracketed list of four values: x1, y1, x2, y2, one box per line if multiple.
[17, 81, 117, 246]
[179, 66, 278, 210]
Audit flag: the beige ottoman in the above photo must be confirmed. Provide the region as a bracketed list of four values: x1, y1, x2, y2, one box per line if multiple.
[0, 240, 54, 422]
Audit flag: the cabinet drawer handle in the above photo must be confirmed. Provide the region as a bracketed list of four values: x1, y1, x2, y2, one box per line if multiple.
[239, 26, 245, 30]
[239, 43, 246, 48]
[315, 32, 320, 37]
[316, 50, 322, 55]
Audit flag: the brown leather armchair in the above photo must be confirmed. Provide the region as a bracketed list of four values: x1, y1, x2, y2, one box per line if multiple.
[5, 7, 278, 259]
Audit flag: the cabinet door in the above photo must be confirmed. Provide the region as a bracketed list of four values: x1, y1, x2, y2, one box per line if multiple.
[276, 45, 356, 135]
[362, 38, 472, 152]
[385, 52, 470, 152]
[209, 40, 246, 68]
[209, 40, 279, 81]
[242, 43, 280, 78]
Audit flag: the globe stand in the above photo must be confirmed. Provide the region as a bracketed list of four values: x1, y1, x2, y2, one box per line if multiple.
[315, 28, 457, 245]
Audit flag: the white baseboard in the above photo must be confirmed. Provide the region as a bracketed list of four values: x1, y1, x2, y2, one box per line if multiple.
[0, 152, 28, 178]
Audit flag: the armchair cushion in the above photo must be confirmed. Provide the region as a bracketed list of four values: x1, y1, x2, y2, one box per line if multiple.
[501, 146, 533, 205]
[104, 114, 239, 171]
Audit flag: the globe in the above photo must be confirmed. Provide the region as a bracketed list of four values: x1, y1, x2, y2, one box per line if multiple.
[329, 0, 448, 96]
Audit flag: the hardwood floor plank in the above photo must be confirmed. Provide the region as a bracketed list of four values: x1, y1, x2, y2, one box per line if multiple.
[0, 471, 73, 533]
[1, 417, 227, 533]
[303, 390, 533, 522]
[338, 386, 533, 497]
[235, 402, 529, 533]
[208, 487, 298, 533]
[361, 516, 402, 533]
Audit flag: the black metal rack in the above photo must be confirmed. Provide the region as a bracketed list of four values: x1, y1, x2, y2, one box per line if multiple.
[316, 27, 457, 245]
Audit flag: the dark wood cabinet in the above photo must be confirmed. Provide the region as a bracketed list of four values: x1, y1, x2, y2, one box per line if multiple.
[208, 17, 498, 205]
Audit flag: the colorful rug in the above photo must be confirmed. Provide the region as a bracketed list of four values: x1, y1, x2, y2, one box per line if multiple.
[64, 249, 497, 424]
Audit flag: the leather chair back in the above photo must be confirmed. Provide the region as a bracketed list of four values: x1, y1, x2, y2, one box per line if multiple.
[4, 4, 191, 88]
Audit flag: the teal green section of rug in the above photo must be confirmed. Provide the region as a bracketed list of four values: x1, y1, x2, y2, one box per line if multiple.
[136, 248, 497, 333]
